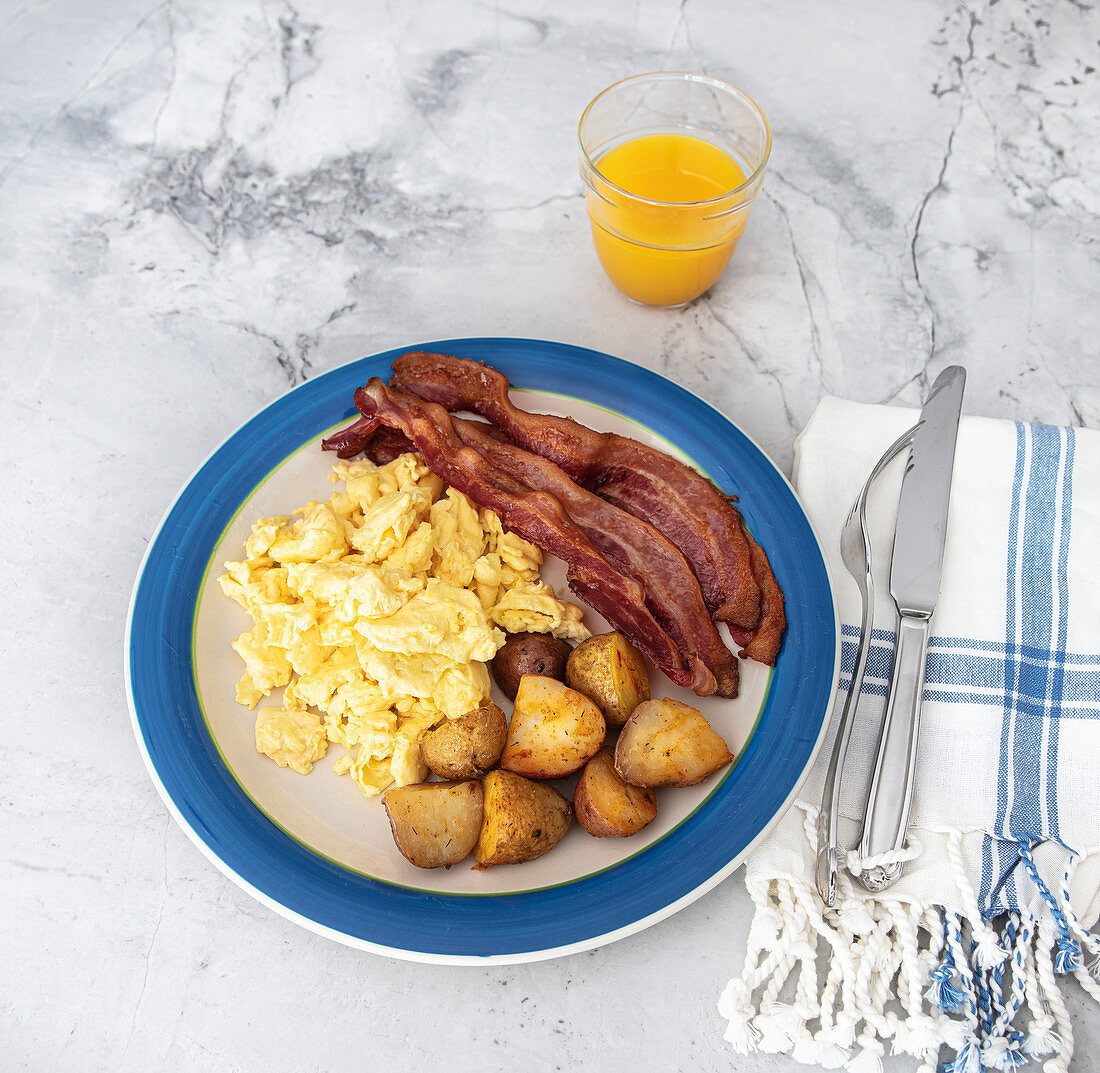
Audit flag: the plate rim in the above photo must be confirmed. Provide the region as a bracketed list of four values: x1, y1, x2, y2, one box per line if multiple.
[125, 336, 839, 964]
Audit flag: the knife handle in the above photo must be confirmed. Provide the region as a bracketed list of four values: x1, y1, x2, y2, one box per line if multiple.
[857, 613, 929, 889]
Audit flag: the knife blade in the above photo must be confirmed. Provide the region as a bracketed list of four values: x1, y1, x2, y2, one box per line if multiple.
[855, 365, 966, 892]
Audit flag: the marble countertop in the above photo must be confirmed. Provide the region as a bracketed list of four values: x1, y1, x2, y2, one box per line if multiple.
[4, 0, 1097, 1069]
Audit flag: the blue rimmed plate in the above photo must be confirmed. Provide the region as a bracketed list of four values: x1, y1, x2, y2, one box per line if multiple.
[126, 337, 838, 964]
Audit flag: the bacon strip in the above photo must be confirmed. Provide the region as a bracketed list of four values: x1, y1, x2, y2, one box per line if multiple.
[725, 522, 786, 666]
[450, 417, 737, 697]
[389, 352, 763, 632]
[329, 380, 702, 692]
[323, 415, 379, 458]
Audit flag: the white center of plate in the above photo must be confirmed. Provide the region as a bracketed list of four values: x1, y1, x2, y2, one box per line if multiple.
[191, 391, 771, 895]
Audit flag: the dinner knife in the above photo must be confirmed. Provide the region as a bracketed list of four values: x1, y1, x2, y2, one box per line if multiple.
[855, 365, 966, 892]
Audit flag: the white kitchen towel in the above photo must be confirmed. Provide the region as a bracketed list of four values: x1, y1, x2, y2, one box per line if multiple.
[719, 398, 1100, 1073]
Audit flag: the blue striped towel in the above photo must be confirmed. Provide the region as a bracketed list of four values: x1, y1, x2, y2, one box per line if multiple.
[719, 398, 1100, 1073]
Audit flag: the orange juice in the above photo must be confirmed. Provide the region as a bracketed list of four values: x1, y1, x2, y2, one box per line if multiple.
[586, 132, 751, 306]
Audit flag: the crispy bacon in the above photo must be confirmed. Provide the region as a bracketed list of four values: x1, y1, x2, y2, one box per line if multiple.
[389, 352, 763, 632]
[329, 379, 703, 693]
[352, 424, 417, 464]
[323, 415, 381, 458]
[725, 521, 786, 666]
[449, 417, 738, 697]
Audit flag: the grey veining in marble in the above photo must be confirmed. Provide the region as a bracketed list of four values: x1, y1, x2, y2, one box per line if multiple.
[2, 0, 1097, 1070]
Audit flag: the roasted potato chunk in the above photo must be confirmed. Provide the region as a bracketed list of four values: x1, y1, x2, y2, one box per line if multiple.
[565, 632, 650, 727]
[573, 748, 657, 838]
[383, 780, 484, 869]
[474, 769, 572, 866]
[501, 675, 606, 779]
[420, 702, 508, 780]
[614, 698, 733, 788]
[491, 631, 573, 701]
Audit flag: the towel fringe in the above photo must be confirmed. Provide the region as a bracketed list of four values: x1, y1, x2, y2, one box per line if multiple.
[719, 864, 1097, 1072]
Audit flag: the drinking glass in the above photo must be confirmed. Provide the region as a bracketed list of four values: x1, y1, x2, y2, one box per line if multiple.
[579, 72, 771, 307]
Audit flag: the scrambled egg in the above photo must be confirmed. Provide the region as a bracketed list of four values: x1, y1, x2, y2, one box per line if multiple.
[220, 451, 589, 797]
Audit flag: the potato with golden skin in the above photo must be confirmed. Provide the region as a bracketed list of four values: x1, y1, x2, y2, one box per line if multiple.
[573, 748, 657, 837]
[419, 702, 508, 780]
[474, 769, 572, 866]
[491, 631, 573, 701]
[383, 780, 484, 868]
[501, 675, 606, 780]
[565, 632, 650, 727]
[614, 698, 734, 788]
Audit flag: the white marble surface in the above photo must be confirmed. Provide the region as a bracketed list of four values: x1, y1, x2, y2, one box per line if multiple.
[3, 0, 1098, 1069]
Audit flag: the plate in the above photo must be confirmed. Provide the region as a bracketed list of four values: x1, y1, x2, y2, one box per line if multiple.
[126, 337, 838, 964]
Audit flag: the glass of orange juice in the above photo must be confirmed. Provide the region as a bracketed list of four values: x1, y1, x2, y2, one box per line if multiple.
[578, 72, 771, 307]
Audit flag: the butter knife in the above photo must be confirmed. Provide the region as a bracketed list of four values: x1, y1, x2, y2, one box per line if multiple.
[855, 365, 966, 892]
